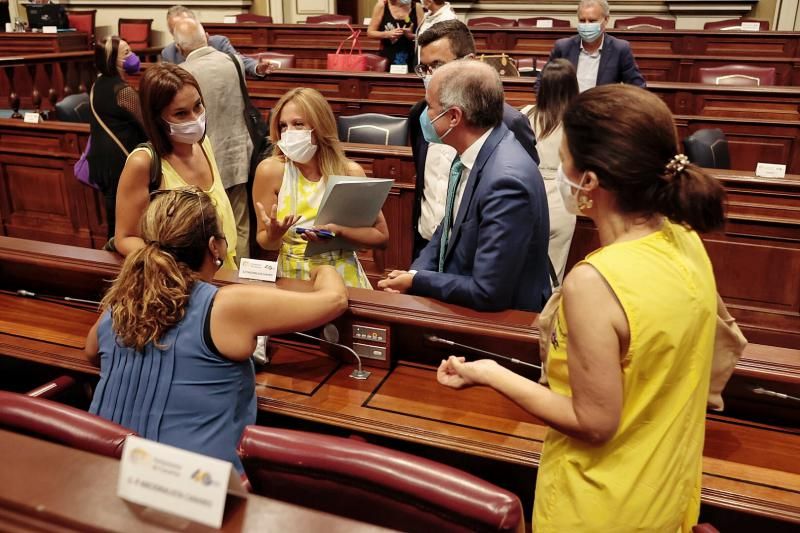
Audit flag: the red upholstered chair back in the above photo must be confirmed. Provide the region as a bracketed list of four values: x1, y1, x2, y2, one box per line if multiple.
[238, 426, 524, 533]
[614, 16, 676, 29]
[696, 64, 776, 86]
[0, 391, 136, 459]
[118, 18, 153, 51]
[235, 14, 273, 23]
[517, 17, 570, 28]
[703, 18, 769, 30]
[363, 52, 388, 72]
[467, 17, 517, 28]
[306, 14, 352, 25]
[254, 52, 296, 68]
[693, 524, 721, 533]
[67, 10, 96, 46]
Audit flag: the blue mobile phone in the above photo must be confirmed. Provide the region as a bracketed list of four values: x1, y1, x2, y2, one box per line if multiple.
[295, 227, 336, 239]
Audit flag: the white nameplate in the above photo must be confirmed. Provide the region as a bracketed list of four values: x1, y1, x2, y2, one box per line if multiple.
[536, 20, 553, 28]
[239, 257, 278, 282]
[755, 162, 786, 179]
[363, 18, 372, 25]
[42, 25, 58, 34]
[740, 22, 761, 32]
[118, 436, 246, 529]
[389, 64, 408, 74]
[5, 23, 12, 33]
[223, 16, 237, 24]
[23, 112, 41, 124]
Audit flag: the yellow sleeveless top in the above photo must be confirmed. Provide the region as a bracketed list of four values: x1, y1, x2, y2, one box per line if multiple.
[275, 161, 371, 289]
[133, 138, 238, 269]
[533, 220, 716, 533]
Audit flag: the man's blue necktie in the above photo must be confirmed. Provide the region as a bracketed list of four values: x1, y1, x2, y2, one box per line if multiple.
[438, 156, 465, 272]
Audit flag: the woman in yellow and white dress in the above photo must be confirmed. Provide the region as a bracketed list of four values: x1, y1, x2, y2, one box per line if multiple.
[252, 88, 389, 288]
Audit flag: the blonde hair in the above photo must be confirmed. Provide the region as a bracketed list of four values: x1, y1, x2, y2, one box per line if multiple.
[270, 87, 353, 177]
[101, 187, 223, 351]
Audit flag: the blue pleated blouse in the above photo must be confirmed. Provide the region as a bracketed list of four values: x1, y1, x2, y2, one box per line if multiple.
[89, 281, 256, 473]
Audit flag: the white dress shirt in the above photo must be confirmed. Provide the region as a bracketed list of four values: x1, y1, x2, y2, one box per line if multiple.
[418, 143, 458, 240]
[576, 35, 604, 93]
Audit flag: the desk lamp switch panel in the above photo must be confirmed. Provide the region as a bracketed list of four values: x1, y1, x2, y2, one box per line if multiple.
[353, 325, 387, 344]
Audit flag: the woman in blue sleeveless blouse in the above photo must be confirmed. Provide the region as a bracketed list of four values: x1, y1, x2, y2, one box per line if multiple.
[86, 187, 348, 473]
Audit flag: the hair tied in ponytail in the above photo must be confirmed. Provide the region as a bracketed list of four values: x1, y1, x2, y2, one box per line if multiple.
[664, 153, 690, 182]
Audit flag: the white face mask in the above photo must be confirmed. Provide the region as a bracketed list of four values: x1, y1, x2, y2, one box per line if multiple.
[278, 129, 318, 164]
[556, 164, 590, 215]
[165, 111, 206, 145]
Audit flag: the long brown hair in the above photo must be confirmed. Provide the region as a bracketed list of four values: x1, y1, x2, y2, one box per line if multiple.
[533, 58, 578, 139]
[101, 187, 223, 351]
[95, 35, 121, 78]
[139, 63, 205, 157]
[563, 84, 725, 232]
[269, 87, 353, 177]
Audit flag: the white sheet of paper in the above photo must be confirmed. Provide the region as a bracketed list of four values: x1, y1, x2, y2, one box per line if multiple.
[117, 436, 246, 529]
[42, 26, 58, 34]
[389, 64, 408, 74]
[23, 112, 40, 124]
[223, 16, 237, 24]
[755, 162, 786, 178]
[536, 20, 553, 28]
[239, 257, 278, 282]
[740, 22, 761, 31]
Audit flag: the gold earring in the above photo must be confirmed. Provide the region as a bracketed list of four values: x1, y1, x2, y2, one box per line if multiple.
[578, 194, 593, 210]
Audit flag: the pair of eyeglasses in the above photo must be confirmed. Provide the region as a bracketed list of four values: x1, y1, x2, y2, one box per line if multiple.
[413, 61, 446, 78]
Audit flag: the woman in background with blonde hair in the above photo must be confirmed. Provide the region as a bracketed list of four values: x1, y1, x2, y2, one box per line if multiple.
[87, 187, 348, 472]
[252, 87, 389, 288]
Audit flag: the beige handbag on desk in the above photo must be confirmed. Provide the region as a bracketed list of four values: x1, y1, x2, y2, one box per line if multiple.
[477, 53, 520, 77]
[536, 290, 747, 410]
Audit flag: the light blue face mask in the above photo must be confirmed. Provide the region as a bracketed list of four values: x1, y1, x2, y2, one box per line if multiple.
[398, 0, 412, 5]
[578, 22, 602, 43]
[419, 106, 452, 144]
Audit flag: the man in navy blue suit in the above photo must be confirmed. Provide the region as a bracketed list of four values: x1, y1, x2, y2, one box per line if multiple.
[546, 0, 645, 92]
[379, 61, 551, 312]
[409, 20, 538, 259]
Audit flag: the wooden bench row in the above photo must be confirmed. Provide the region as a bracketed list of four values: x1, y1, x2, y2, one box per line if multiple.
[0, 236, 797, 527]
[0, 117, 799, 349]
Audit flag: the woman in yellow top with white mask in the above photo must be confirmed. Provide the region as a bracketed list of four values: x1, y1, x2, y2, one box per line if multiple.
[438, 85, 725, 532]
[115, 63, 237, 269]
[252, 87, 389, 288]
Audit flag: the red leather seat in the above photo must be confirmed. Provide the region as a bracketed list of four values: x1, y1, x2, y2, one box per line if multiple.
[239, 426, 524, 532]
[467, 17, 517, 28]
[118, 18, 153, 51]
[614, 16, 675, 29]
[696, 64, 776, 86]
[235, 14, 273, 23]
[250, 52, 296, 68]
[66, 9, 96, 46]
[704, 18, 769, 31]
[363, 53, 388, 72]
[0, 391, 135, 459]
[517, 17, 570, 28]
[693, 524, 721, 533]
[306, 14, 352, 25]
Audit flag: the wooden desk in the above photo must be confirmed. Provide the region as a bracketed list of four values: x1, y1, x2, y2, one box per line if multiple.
[204, 23, 800, 84]
[0, 32, 88, 57]
[0, 429, 387, 532]
[0, 238, 797, 528]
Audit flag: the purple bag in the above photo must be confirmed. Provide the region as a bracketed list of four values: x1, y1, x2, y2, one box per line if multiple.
[74, 136, 98, 189]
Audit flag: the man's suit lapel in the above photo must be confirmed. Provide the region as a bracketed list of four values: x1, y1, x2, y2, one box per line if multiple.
[444, 125, 506, 264]
[567, 36, 581, 68]
[596, 34, 612, 85]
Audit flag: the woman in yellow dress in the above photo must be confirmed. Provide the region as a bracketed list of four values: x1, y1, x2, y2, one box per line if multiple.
[438, 85, 725, 532]
[115, 63, 238, 269]
[252, 88, 389, 288]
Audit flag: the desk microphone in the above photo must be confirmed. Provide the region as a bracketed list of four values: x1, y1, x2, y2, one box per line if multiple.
[16, 289, 99, 306]
[752, 387, 799, 402]
[425, 334, 541, 370]
[294, 324, 371, 380]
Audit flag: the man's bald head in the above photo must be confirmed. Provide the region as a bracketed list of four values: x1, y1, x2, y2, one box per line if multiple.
[430, 60, 504, 129]
[173, 18, 207, 56]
